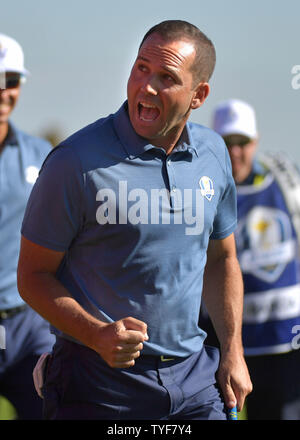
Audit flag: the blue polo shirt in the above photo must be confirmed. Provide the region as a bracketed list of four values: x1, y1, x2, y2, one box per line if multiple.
[21, 102, 237, 357]
[0, 123, 52, 309]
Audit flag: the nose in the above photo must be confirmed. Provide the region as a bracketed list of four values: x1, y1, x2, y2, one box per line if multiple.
[228, 144, 242, 156]
[140, 76, 158, 96]
[0, 88, 10, 98]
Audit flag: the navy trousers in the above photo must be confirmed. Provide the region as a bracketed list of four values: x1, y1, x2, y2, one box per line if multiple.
[43, 337, 227, 420]
[0, 305, 55, 419]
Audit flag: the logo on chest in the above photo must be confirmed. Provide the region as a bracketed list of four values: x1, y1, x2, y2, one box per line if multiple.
[199, 176, 214, 201]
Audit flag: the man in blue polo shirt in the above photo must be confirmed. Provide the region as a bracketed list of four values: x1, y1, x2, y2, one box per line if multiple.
[17, 20, 252, 420]
[0, 33, 55, 419]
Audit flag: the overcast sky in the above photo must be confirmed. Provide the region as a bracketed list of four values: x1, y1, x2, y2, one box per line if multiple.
[2, 0, 300, 160]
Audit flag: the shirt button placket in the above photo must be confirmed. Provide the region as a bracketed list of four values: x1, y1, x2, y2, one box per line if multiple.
[165, 156, 178, 208]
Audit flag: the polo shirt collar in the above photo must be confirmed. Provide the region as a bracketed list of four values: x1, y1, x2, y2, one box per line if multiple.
[2, 122, 35, 177]
[113, 101, 198, 159]
[3, 122, 18, 147]
[173, 124, 198, 157]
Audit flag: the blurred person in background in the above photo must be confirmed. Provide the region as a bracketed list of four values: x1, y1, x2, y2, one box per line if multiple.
[0, 33, 55, 419]
[200, 99, 300, 420]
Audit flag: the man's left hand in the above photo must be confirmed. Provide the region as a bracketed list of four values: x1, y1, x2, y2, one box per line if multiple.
[217, 348, 253, 412]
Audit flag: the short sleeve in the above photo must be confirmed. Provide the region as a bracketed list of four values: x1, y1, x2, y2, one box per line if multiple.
[21, 145, 85, 251]
[210, 148, 237, 239]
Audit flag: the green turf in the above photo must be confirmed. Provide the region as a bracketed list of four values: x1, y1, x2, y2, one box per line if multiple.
[0, 395, 17, 420]
[238, 404, 248, 420]
[0, 394, 248, 420]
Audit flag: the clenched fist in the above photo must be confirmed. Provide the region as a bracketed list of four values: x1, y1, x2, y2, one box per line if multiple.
[93, 317, 148, 368]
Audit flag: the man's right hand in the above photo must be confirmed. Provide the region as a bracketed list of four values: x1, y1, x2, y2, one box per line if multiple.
[93, 317, 148, 368]
[17, 238, 149, 370]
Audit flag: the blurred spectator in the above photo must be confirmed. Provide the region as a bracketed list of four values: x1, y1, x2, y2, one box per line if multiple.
[0, 33, 55, 419]
[200, 99, 300, 420]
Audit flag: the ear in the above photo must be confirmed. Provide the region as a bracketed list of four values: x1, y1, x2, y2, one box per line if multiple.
[190, 82, 210, 110]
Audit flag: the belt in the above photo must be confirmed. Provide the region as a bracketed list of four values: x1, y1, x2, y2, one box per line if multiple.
[140, 354, 181, 363]
[0, 304, 27, 319]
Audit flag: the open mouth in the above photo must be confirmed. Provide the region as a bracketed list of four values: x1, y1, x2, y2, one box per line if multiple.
[138, 102, 160, 122]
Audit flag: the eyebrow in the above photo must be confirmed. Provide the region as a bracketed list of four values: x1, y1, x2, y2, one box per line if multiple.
[136, 55, 181, 83]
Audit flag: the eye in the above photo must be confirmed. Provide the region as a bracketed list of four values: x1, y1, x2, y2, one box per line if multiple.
[137, 63, 148, 73]
[163, 74, 175, 84]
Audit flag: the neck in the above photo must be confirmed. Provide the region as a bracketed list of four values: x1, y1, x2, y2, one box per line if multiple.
[233, 169, 253, 185]
[0, 122, 9, 150]
[151, 118, 189, 155]
[149, 136, 180, 155]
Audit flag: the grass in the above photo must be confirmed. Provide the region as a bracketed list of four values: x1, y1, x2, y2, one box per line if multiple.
[238, 404, 248, 420]
[0, 396, 17, 420]
[0, 395, 247, 421]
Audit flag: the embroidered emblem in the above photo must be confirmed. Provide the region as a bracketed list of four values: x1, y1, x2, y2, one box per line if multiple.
[199, 176, 214, 201]
[236, 206, 295, 282]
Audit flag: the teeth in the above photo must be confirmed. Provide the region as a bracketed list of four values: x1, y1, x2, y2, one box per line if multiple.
[140, 102, 157, 109]
[138, 101, 160, 122]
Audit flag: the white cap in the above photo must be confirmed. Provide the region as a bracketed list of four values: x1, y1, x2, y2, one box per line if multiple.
[0, 33, 29, 76]
[212, 99, 258, 139]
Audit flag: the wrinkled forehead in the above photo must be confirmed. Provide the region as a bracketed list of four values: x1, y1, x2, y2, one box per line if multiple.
[138, 34, 196, 70]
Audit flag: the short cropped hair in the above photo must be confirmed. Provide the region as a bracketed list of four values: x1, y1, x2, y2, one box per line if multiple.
[139, 20, 216, 85]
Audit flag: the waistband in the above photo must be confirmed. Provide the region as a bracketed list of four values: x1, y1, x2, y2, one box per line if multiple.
[54, 336, 193, 366]
[136, 353, 191, 366]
